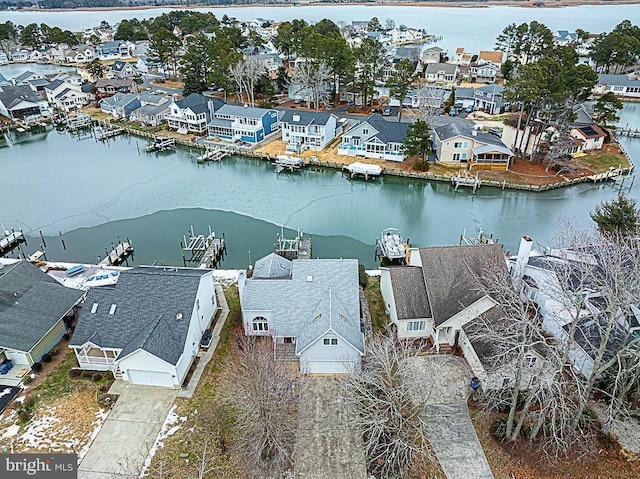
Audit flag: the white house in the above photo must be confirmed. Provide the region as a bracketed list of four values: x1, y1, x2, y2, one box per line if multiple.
[65, 45, 95, 63]
[70, 266, 217, 388]
[166, 93, 213, 134]
[0, 260, 84, 370]
[45, 79, 94, 112]
[130, 93, 172, 126]
[338, 113, 409, 162]
[99, 92, 141, 118]
[280, 110, 337, 152]
[571, 124, 606, 151]
[96, 40, 135, 61]
[238, 254, 365, 374]
[108, 61, 139, 79]
[594, 74, 640, 99]
[424, 63, 458, 86]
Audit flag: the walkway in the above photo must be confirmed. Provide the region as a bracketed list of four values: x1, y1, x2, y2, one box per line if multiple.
[294, 377, 367, 479]
[78, 384, 177, 479]
[405, 355, 495, 479]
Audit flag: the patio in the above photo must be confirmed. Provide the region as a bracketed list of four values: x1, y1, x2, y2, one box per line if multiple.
[0, 364, 30, 387]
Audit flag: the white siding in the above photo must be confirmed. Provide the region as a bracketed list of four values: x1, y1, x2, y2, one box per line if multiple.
[437, 296, 496, 345]
[119, 350, 179, 388]
[299, 333, 362, 374]
[379, 269, 397, 323]
[4, 350, 31, 366]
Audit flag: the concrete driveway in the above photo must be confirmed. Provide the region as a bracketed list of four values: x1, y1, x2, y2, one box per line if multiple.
[405, 355, 494, 479]
[78, 384, 177, 479]
[294, 377, 366, 479]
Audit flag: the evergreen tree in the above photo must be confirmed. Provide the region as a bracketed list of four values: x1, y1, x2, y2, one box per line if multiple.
[593, 92, 624, 127]
[402, 119, 432, 162]
[386, 59, 416, 122]
[86, 58, 105, 80]
[591, 194, 640, 236]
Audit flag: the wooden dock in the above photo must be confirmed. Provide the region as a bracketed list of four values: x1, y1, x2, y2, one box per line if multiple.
[181, 226, 226, 268]
[452, 170, 482, 192]
[0, 229, 27, 257]
[98, 240, 134, 266]
[275, 155, 304, 173]
[96, 126, 125, 141]
[146, 137, 176, 152]
[196, 146, 230, 163]
[66, 114, 93, 130]
[274, 230, 312, 260]
[617, 128, 640, 138]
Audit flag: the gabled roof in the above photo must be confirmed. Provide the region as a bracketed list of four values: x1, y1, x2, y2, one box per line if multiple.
[216, 103, 273, 119]
[364, 113, 409, 144]
[455, 87, 475, 100]
[388, 266, 432, 320]
[597, 74, 640, 88]
[572, 104, 595, 125]
[476, 84, 504, 95]
[46, 79, 66, 91]
[419, 244, 506, 326]
[13, 71, 36, 84]
[434, 118, 510, 149]
[0, 261, 84, 352]
[132, 100, 171, 116]
[0, 85, 42, 109]
[574, 124, 605, 139]
[176, 93, 209, 114]
[71, 267, 209, 366]
[99, 92, 138, 108]
[425, 62, 458, 75]
[478, 51, 504, 64]
[253, 253, 292, 279]
[472, 144, 513, 156]
[281, 109, 334, 126]
[95, 78, 134, 89]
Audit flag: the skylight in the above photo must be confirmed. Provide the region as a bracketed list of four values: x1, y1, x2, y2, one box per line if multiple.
[91, 303, 98, 314]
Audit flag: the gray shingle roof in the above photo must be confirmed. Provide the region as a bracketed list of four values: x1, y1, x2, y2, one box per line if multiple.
[241, 257, 364, 353]
[99, 92, 138, 108]
[46, 79, 65, 91]
[476, 84, 504, 95]
[176, 93, 209, 114]
[434, 118, 510, 149]
[216, 104, 272, 119]
[388, 266, 432, 320]
[253, 253, 292, 279]
[0, 85, 42, 110]
[365, 113, 409, 144]
[71, 267, 208, 366]
[425, 63, 458, 75]
[280, 109, 334, 126]
[0, 261, 84, 352]
[598, 74, 640, 88]
[13, 71, 35, 84]
[419, 244, 506, 326]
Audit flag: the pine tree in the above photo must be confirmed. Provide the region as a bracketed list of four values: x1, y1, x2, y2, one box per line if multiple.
[591, 193, 640, 236]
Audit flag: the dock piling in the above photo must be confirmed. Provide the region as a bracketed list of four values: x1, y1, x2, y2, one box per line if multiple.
[39, 230, 46, 248]
[59, 231, 66, 250]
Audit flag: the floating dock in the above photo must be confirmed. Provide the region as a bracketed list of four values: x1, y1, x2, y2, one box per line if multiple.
[66, 114, 93, 130]
[452, 170, 482, 192]
[274, 229, 312, 260]
[96, 126, 125, 141]
[0, 229, 27, 257]
[98, 240, 134, 266]
[181, 226, 226, 268]
[275, 155, 304, 173]
[196, 146, 230, 163]
[344, 162, 383, 180]
[460, 228, 497, 246]
[145, 137, 176, 152]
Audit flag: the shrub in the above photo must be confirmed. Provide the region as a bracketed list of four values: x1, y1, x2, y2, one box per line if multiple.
[358, 264, 368, 288]
[42, 353, 52, 363]
[62, 333, 70, 340]
[22, 375, 34, 384]
[81, 370, 92, 378]
[50, 347, 59, 356]
[92, 373, 103, 382]
[413, 158, 430, 172]
[17, 396, 36, 422]
[31, 362, 42, 372]
[69, 369, 81, 378]
[491, 418, 508, 442]
[104, 371, 114, 380]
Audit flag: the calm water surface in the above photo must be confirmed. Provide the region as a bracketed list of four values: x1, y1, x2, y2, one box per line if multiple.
[1, 103, 638, 267]
[3, 5, 640, 54]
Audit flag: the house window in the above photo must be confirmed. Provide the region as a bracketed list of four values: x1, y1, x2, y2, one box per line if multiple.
[323, 337, 338, 346]
[252, 316, 269, 331]
[525, 356, 537, 368]
[362, 128, 369, 135]
[407, 320, 426, 331]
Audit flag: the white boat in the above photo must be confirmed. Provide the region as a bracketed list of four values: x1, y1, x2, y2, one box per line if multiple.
[345, 161, 383, 179]
[379, 228, 406, 261]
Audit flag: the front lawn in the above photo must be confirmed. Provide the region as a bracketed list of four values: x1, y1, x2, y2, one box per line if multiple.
[579, 151, 631, 172]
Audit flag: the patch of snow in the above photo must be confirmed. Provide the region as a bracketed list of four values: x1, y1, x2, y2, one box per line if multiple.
[77, 408, 110, 461]
[1, 424, 20, 439]
[365, 269, 381, 277]
[14, 395, 25, 403]
[140, 405, 181, 477]
[212, 269, 241, 284]
[0, 387, 13, 398]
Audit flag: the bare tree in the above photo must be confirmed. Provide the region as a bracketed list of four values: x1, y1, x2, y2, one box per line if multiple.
[343, 335, 435, 479]
[219, 336, 300, 478]
[229, 57, 265, 106]
[414, 84, 444, 127]
[291, 60, 331, 110]
[229, 61, 248, 104]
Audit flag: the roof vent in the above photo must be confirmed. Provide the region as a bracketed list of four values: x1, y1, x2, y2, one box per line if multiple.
[313, 314, 322, 322]
[306, 275, 313, 282]
[176, 313, 183, 320]
[109, 304, 117, 315]
[91, 303, 99, 314]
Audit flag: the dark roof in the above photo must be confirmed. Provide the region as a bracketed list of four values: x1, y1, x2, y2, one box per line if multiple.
[461, 306, 506, 367]
[0, 261, 84, 352]
[388, 266, 431, 320]
[365, 113, 409, 144]
[46, 79, 65, 91]
[0, 85, 42, 109]
[71, 267, 208, 366]
[434, 118, 508, 148]
[176, 93, 209, 114]
[419, 244, 506, 326]
[575, 125, 605, 139]
[281, 109, 334, 126]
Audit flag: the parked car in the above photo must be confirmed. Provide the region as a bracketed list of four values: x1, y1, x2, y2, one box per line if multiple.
[488, 127, 503, 137]
[382, 105, 392, 116]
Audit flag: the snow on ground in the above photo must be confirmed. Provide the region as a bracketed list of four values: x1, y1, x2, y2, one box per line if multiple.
[1, 424, 20, 439]
[140, 405, 187, 475]
[77, 408, 110, 461]
[212, 269, 241, 284]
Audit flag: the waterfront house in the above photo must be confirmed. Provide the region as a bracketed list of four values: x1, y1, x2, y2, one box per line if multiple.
[12, 71, 46, 90]
[207, 104, 281, 143]
[338, 113, 409, 162]
[433, 118, 513, 170]
[424, 63, 458, 87]
[10, 50, 30, 62]
[96, 40, 135, 61]
[280, 110, 337, 152]
[469, 62, 501, 84]
[130, 93, 172, 126]
[421, 46, 446, 64]
[473, 84, 505, 114]
[571, 124, 606, 151]
[593, 74, 640, 99]
[0, 85, 50, 120]
[477, 51, 504, 67]
[95, 78, 138, 98]
[238, 254, 365, 374]
[64, 45, 95, 63]
[108, 61, 139, 80]
[452, 47, 472, 66]
[70, 267, 216, 388]
[166, 93, 217, 134]
[45, 79, 94, 112]
[99, 92, 141, 118]
[0, 260, 84, 369]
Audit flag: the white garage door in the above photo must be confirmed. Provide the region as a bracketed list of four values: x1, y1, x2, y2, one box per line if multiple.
[127, 370, 174, 388]
[303, 361, 356, 375]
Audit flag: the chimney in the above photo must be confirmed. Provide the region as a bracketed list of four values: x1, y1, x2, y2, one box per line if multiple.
[472, 130, 477, 136]
[513, 235, 533, 281]
[293, 114, 300, 122]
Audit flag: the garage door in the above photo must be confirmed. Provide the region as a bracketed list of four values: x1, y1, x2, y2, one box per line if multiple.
[303, 361, 357, 375]
[127, 370, 174, 388]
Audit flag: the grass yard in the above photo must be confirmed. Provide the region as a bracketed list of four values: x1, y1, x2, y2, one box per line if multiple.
[363, 276, 389, 335]
[579, 151, 631, 172]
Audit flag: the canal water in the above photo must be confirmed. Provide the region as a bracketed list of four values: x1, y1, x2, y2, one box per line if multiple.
[1, 103, 638, 268]
[2, 4, 640, 56]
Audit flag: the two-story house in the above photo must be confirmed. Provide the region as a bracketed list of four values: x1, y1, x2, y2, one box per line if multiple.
[338, 113, 410, 162]
[99, 92, 141, 118]
[280, 110, 337, 152]
[95, 78, 138, 98]
[473, 84, 505, 114]
[108, 61, 139, 79]
[238, 253, 365, 374]
[421, 46, 446, 65]
[96, 40, 135, 61]
[0, 85, 50, 120]
[433, 117, 513, 170]
[130, 92, 172, 126]
[594, 74, 640, 99]
[166, 93, 218, 134]
[45, 79, 94, 112]
[207, 104, 281, 143]
[424, 62, 458, 87]
[65, 45, 95, 63]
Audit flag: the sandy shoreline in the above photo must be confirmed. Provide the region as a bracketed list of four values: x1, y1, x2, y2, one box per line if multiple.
[12, 0, 640, 14]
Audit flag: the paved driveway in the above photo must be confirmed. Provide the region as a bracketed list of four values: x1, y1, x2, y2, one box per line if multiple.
[294, 377, 366, 479]
[78, 384, 177, 479]
[405, 355, 494, 479]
